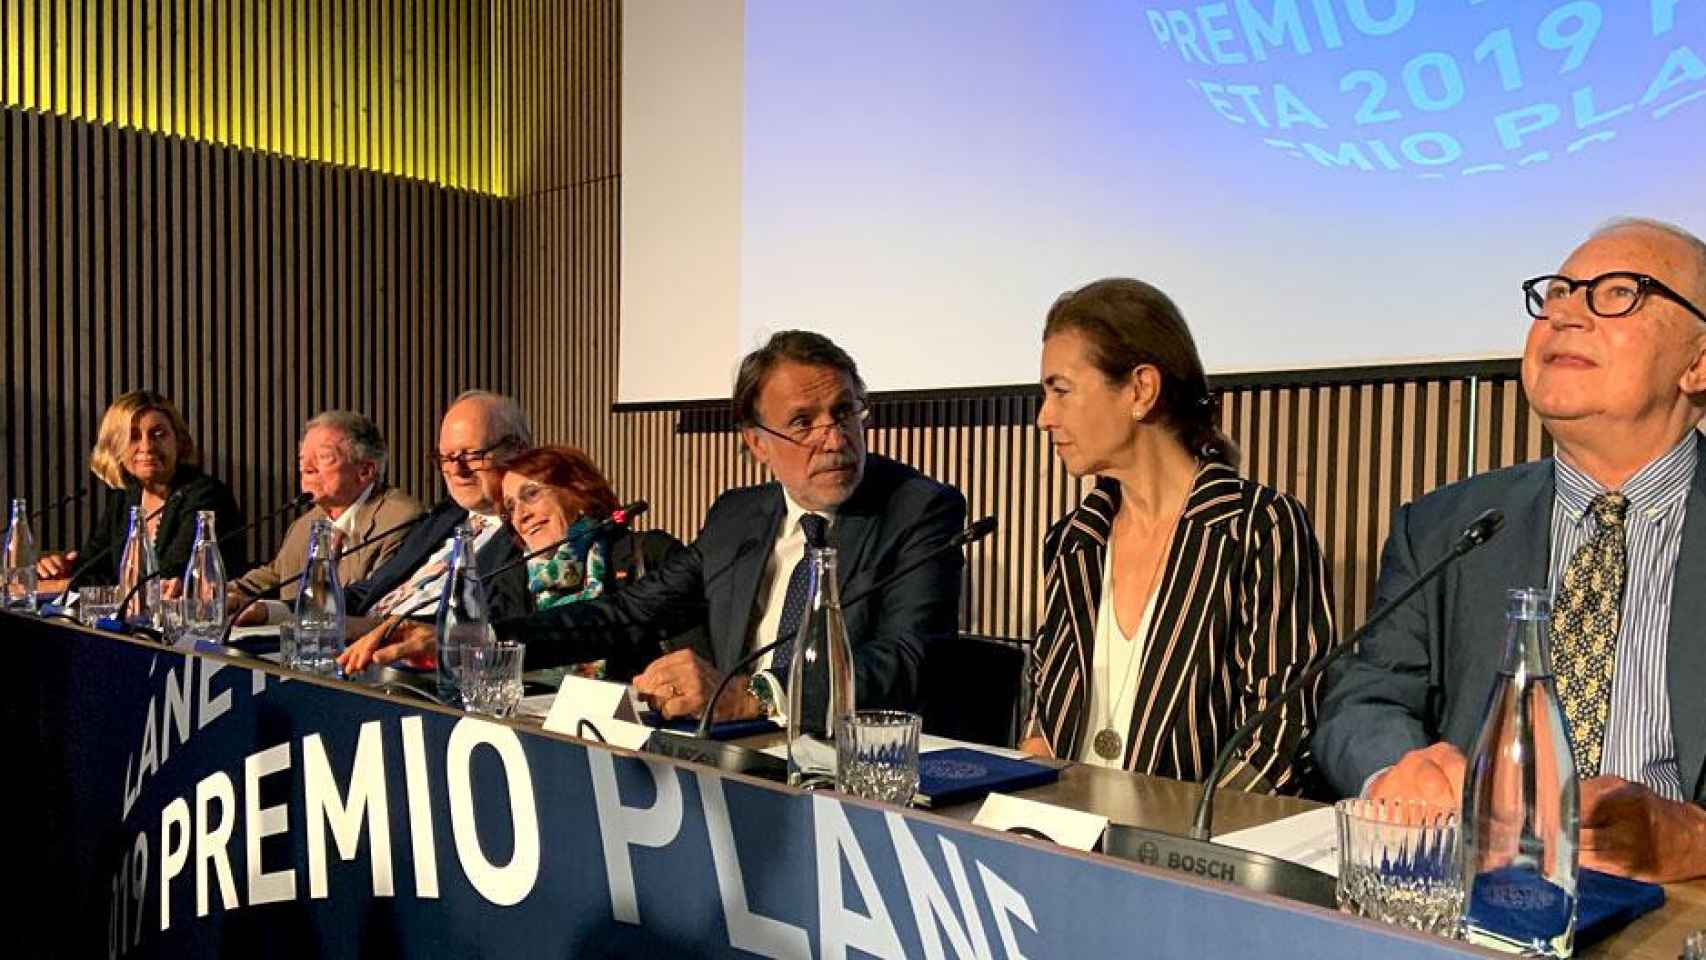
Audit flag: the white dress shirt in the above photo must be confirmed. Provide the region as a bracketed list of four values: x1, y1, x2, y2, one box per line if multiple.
[747, 490, 837, 671]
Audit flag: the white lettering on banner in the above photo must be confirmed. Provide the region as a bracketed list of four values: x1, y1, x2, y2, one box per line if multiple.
[158, 798, 190, 931]
[304, 723, 395, 898]
[194, 772, 240, 917]
[588, 748, 683, 925]
[813, 796, 905, 960]
[243, 743, 295, 906]
[445, 718, 540, 907]
[399, 716, 440, 898]
[198, 659, 232, 731]
[123, 755, 140, 822]
[884, 814, 993, 960]
[161, 665, 194, 766]
[696, 772, 811, 959]
[134, 699, 159, 814]
[976, 862, 1039, 960]
[122, 659, 278, 826]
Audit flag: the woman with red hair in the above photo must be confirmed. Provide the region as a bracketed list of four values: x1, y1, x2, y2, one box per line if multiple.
[496, 445, 696, 681]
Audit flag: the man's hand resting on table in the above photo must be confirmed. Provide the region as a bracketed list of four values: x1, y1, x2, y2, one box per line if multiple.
[632, 649, 761, 723]
[338, 617, 435, 673]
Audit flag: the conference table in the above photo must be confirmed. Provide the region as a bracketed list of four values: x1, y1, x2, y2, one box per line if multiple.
[13, 610, 1703, 959]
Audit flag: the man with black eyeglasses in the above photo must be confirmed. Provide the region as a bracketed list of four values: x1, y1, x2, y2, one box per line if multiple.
[343, 332, 967, 723]
[1316, 217, 1706, 883]
[341, 390, 536, 626]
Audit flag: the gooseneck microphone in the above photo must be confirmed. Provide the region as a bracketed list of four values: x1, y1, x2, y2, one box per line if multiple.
[689, 514, 998, 739]
[217, 506, 441, 645]
[29, 485, 93, 521]
[1189, 507, 1504, 840]
[110, 492, 314, 635]
[1097, 507, 1506, 909]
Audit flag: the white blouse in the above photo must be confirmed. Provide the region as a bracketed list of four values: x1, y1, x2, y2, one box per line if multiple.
[1077, 534, 1157, 768]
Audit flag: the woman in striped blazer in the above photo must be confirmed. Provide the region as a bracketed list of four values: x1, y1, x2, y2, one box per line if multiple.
[1021, 278, 1337, 795]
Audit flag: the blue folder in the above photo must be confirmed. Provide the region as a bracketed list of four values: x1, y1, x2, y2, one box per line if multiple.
[915, 747, 1059, 808]
[1467, 865, 1664, 950]
[1576, 868, 1666, 948]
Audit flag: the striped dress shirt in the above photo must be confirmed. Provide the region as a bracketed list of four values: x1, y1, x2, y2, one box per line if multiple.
[1549, 433, 1696, 801]
[1029, 462, 1337, 794]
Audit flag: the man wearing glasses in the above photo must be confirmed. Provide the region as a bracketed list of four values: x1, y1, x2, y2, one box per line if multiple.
[228, 410, 424, 623]
[1315, 217, 1706, 882]
[343, 331, 967, 722]
[341, 390, 536, 625]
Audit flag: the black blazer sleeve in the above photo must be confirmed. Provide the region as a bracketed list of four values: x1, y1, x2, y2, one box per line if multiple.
[592, 529, 707, 681]
[1220, 491, 1337, 795]
[847, 483, 966, 711]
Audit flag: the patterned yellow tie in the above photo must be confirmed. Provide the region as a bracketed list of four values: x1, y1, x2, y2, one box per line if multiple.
[1549, 491, 1628, 777]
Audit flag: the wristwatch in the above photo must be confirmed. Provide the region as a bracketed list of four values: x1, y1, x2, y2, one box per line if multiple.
[747, 670, 783, 719]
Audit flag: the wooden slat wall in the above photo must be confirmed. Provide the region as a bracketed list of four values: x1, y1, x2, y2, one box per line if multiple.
[0, 0, 497, 193]
[0, 106, 510, 565]
[2, 0, 1562, 640]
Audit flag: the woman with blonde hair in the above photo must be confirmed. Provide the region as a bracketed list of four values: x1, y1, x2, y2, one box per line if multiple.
[37, 391, 246, 583]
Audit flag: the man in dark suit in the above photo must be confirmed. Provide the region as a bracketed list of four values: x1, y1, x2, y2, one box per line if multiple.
[342, 332, 966, 720]
[341, 390, 535, 627]
[1315, 217, 1706, 882]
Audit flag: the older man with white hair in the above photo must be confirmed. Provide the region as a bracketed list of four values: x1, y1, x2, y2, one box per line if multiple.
[1316, 217, 1706, 882]
[342, 390, 536, 624]
[231, 410, 424, 623]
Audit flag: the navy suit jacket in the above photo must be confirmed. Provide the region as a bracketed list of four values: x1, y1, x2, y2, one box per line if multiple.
[1314, 458, 1706, 805]
[343, 500, 533, 624]
[495, 453, 967, 711]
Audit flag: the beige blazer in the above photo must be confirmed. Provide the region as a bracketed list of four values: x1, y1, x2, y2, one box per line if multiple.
[233, 484, 424, 603]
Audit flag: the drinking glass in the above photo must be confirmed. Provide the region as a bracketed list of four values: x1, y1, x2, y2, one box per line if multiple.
[1335, 798, 1463, 938]
[835, 710, 922, 804]
[79, 585, 123, 627]
[471, 642, 525, 717]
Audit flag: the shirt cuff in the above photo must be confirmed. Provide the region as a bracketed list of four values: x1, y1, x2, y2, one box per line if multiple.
[751, 669, 787, 724]
[1360, 765, 1393, 798]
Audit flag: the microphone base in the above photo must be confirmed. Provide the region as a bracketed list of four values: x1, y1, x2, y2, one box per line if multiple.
[642, 731, 787, 781]
[1101, 824, 1337, 909]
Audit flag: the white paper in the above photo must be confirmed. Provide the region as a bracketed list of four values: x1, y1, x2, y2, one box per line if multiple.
[584, 717, 658, 751]
[972, 793, 1108, 852]
[542, 675, 636, 736]
[225, 625, 281, 643]
[1214, 806, 1340, 878]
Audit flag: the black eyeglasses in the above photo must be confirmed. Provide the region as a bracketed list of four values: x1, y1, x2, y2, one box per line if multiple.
[1523, 271, 1706, 325]
[751, 403, 870, 449]
[430, 438, 518, 472]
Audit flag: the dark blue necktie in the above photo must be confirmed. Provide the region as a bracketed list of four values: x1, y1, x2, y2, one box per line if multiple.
[770, 513, 827, 682]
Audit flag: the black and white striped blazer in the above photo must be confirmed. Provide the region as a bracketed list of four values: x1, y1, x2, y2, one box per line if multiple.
[1029, 462, 1336, 794]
